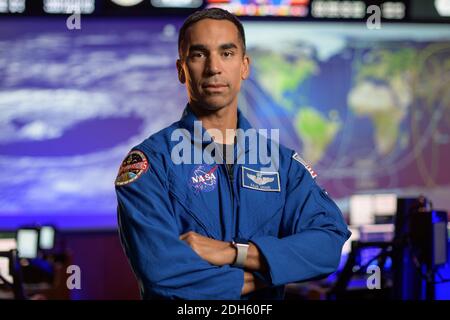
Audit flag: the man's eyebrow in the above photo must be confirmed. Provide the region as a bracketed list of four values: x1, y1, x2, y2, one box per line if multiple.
[188, 44, 208, 52]
[220, 43, 238, 50]
[188, 43, 238, 53]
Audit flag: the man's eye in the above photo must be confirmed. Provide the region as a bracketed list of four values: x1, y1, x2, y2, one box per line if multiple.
[191, 52, 204, 58]
[223, 51, 234, 57]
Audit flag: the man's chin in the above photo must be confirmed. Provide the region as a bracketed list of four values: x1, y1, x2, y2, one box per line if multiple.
[194, 98, 233, 112]
[200, 104, 225, 111]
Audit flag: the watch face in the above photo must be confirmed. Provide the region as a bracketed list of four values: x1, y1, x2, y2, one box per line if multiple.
[233, 238, 249, 244]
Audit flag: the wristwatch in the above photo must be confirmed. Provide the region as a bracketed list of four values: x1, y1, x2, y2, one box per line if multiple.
[231, 238, 249, 268]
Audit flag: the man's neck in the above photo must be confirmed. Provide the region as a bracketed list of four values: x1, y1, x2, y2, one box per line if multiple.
[189, 102, 237, 145]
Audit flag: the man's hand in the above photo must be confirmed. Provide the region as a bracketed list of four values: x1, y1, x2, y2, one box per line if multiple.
[242, 271, 267, 295]
[180, 231, 270, 296]
[180, 231, 269, 272]
[180, 231, 236, 266]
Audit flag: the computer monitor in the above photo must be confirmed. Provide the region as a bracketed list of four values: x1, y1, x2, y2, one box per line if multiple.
[16, 228, 39, 259]
[349, 194, 373, 226]
[39, 226, 55, 250]
[0, 232, 16, 285]
[349, 193, 397, 226]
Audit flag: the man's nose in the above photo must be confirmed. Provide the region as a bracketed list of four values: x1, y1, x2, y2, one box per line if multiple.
[205, 54, 222, 76]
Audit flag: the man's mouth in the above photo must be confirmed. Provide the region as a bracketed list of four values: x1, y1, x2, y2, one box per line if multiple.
[202, 83, 228, 89]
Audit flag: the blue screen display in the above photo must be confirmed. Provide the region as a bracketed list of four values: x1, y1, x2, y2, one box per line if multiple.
[1, 18, 450, 229]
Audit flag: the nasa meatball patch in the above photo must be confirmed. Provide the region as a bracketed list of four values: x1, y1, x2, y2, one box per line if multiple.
[189, 164, 218, 193]
[115, 150, 149, 186]
[292, 152, 317, 179]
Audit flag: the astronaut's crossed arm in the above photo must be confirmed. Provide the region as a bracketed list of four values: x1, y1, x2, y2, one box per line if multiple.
[249, 153, 351, 286]
[115, 148, 245, 299]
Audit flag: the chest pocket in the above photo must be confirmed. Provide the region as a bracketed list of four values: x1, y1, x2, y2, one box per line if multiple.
[237, 166, 284, 239]
[167, 168, 221, 239]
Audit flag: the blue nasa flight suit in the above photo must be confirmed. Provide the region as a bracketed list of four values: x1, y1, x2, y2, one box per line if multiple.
[115, 105, 351, 300]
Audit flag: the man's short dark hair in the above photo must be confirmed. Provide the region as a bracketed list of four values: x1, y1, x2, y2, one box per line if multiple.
[178, 8, 246, 60]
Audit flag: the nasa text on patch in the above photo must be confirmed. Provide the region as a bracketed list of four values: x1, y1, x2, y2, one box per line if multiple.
[241, 167, 280, 192]
[189, 164, 218, 193]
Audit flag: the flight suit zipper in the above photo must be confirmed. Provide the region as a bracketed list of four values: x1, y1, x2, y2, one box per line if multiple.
[224, 163, 235, 239]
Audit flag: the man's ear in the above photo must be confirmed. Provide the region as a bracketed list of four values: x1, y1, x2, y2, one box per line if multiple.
[176, 59, 186, 84]
[241, 55, 250, 80]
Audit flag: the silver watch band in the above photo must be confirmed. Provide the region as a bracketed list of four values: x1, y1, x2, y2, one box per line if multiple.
[232, 241, 249, 268]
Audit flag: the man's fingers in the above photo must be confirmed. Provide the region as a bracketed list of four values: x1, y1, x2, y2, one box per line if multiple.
[179, 231, 197, 241]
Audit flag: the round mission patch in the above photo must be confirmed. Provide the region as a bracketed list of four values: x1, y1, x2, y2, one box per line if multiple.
[115, 150, 149, 186]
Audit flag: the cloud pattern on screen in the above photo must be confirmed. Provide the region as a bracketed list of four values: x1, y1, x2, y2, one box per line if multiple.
[0, 20, 186, 214]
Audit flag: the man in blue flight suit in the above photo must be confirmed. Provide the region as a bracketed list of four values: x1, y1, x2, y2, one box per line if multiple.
[115, 8, 351, 299]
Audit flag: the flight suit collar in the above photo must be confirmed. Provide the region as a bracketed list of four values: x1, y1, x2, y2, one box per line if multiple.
[179, 104, 254, 156]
